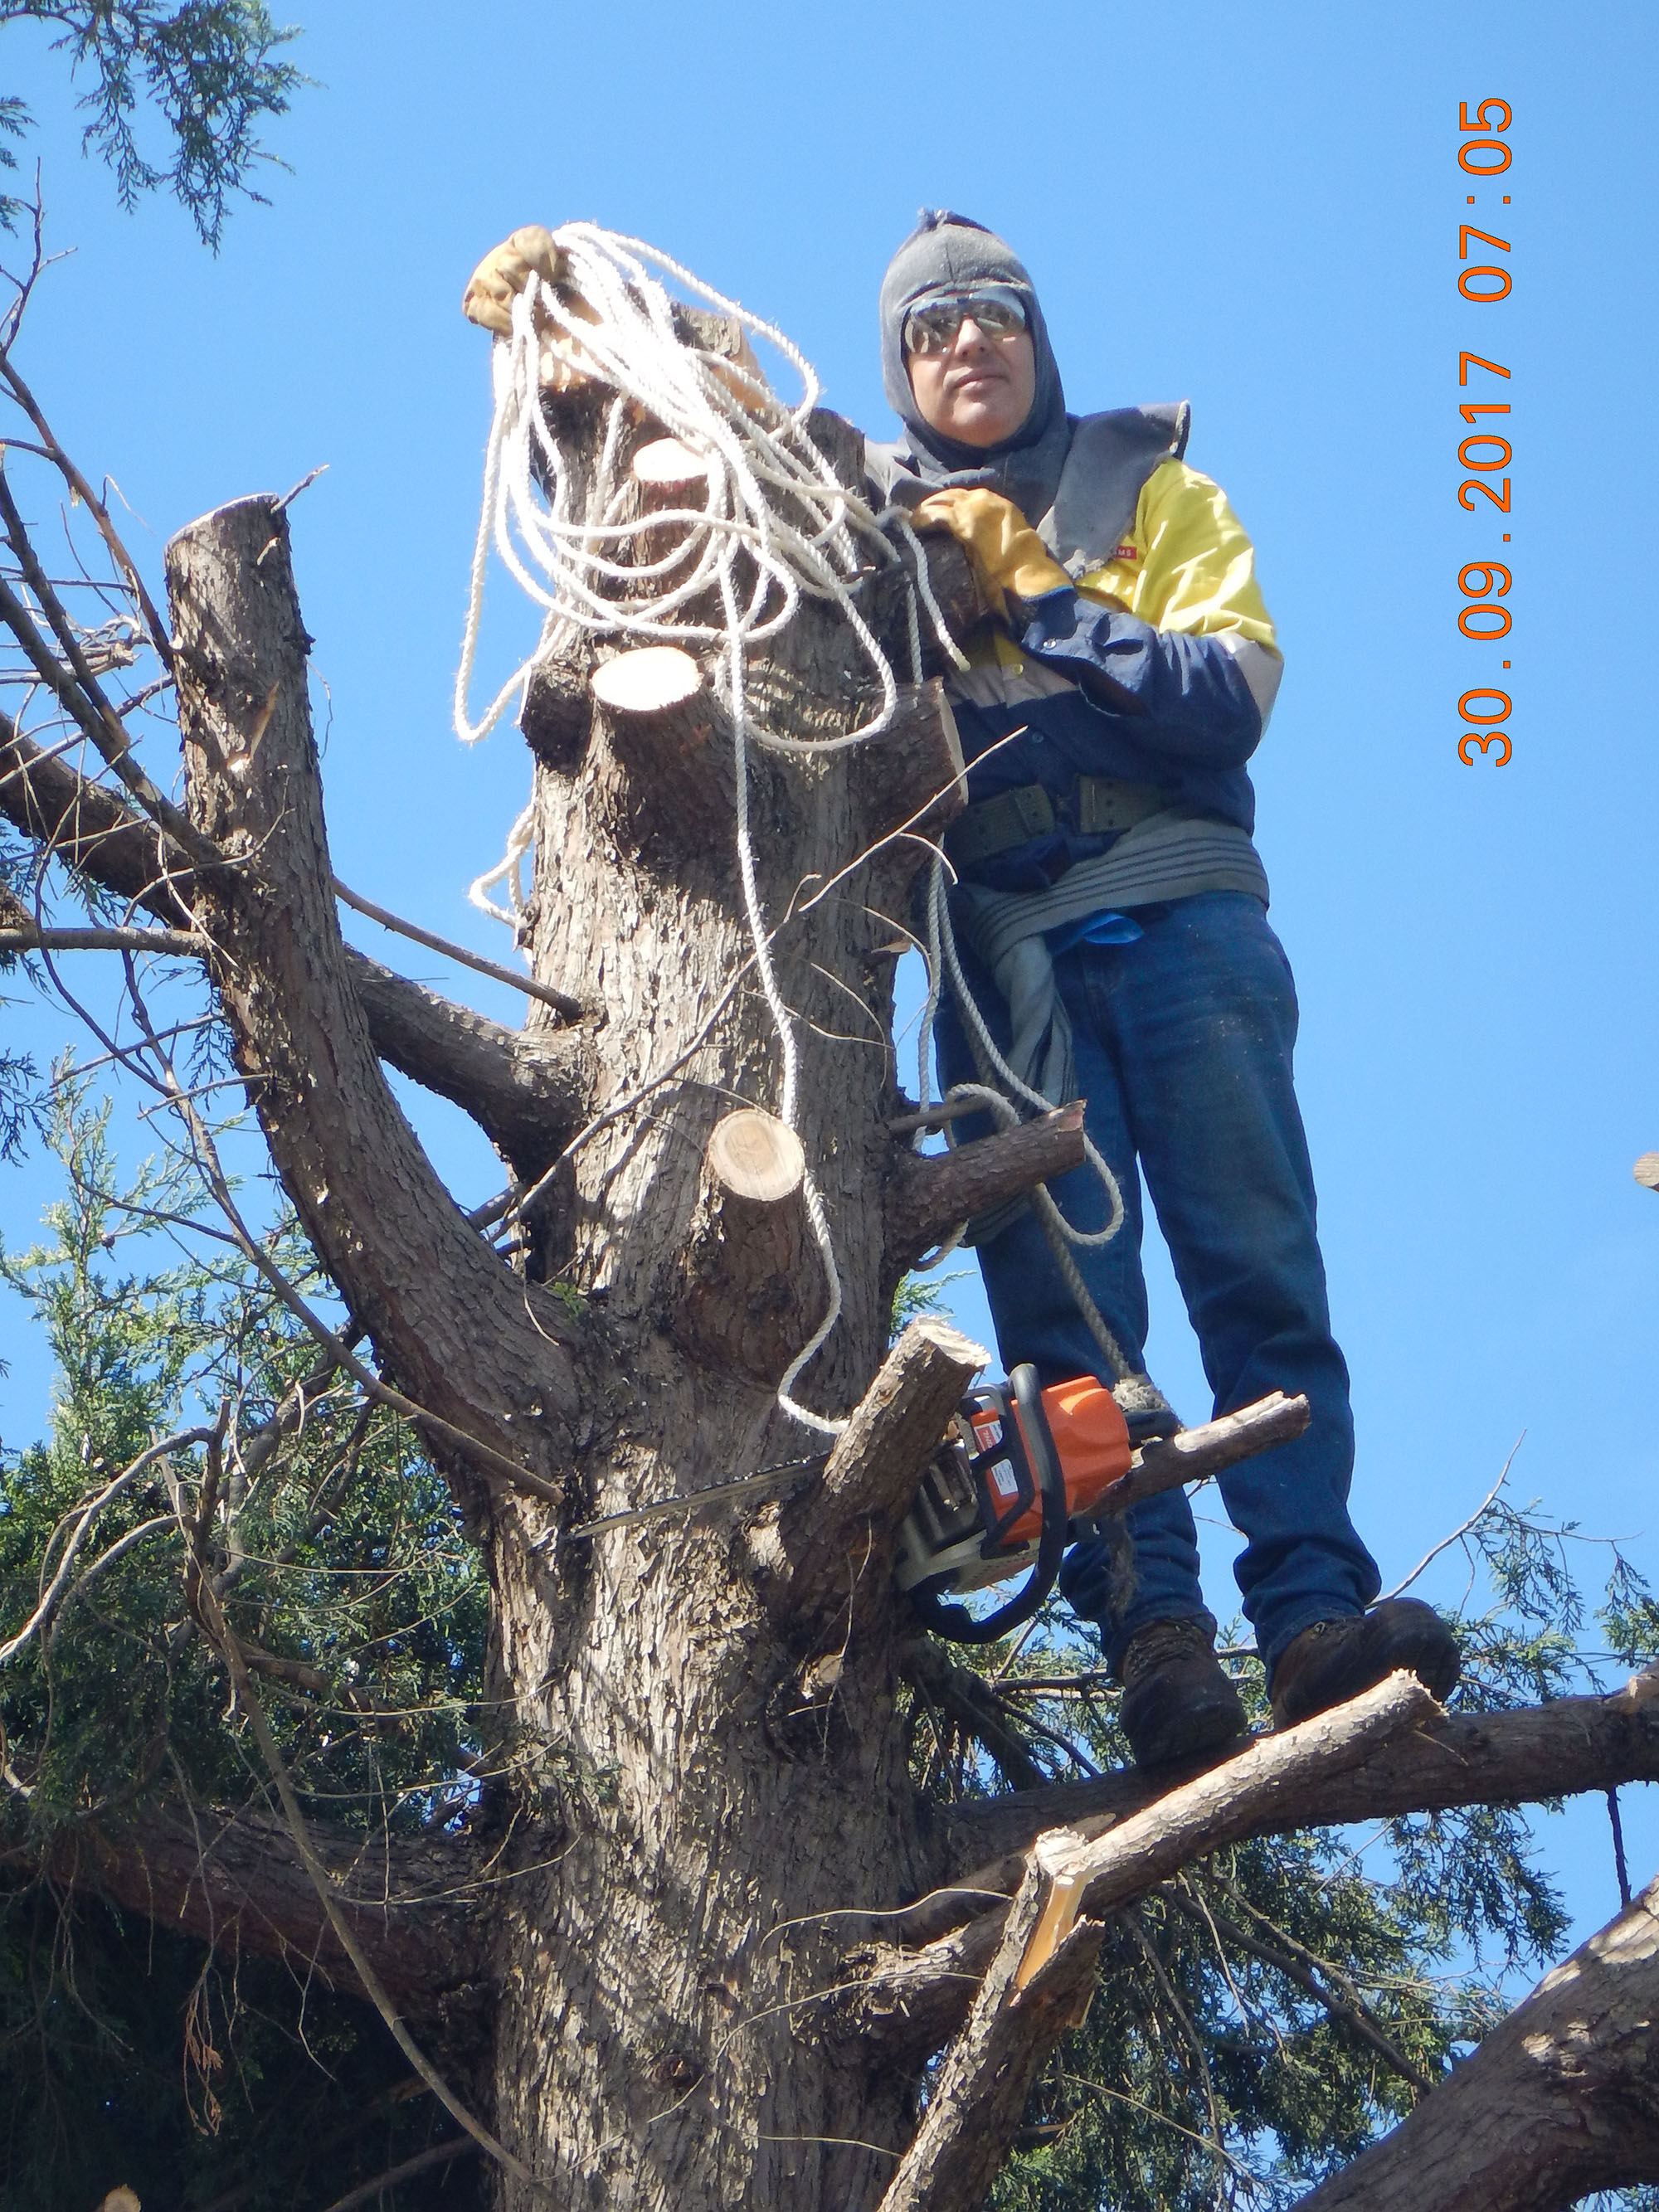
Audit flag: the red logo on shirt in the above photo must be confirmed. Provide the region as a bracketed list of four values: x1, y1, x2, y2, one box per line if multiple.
[1112, 542, 1139, 561]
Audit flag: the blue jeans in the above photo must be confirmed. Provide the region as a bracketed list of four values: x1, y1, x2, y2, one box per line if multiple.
[934, 890, 1380, 1675]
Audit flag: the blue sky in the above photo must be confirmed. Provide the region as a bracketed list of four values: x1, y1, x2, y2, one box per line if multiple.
[2, 2, 1656, 1950]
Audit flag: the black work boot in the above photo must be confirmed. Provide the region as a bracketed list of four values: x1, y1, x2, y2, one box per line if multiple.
[1117, 1617, 1248, 1772]
[1269, 1598, 1461, 1729]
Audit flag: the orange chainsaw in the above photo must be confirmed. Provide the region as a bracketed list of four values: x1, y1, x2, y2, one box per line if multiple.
[894, 1365, 1136, 1645]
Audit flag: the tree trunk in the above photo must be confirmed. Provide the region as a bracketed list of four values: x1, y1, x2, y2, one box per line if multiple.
[151, 359, 1019, 2206]
[470, 388, 979, 2210]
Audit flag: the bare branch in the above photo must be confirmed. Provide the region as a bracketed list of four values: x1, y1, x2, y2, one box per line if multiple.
[883, 1104, 1087, 1268]
[1293, 1869, 1659, 2211]
[941, 1677, 1659, 1877]
[334, 874, 582, 1023]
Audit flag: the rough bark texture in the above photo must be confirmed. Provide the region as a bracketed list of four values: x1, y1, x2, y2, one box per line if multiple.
[444, 390, 975, 2210]
[43, 1799, 482, 2022]
[884, 1104, 1087, 1267]
[1294, 1868, 1659, 2212]
[165, 498, 581, 1513]
[943, 1675, 1659, 1874]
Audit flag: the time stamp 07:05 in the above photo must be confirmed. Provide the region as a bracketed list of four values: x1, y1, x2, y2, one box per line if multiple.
[1455, 98, 1514, 768]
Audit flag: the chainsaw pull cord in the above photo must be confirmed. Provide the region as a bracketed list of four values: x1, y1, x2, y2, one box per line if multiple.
[907, 1364, 1073, 1646]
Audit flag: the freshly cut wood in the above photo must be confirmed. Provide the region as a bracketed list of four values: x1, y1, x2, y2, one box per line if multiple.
[1635, 1151, 1659, 1191]
[875, 1856, 1102, 2212]
[590, 644, 703, 714]
[674, 1109, 813, 1383]
[631, 436, 713, 489]
[707, 1106, 805, 1202]
[854, 1673, 1437, 2068]
[586, 644, 734, 849]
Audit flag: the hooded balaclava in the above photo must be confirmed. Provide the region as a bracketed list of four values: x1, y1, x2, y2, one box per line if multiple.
[878, 209, 1072, 524]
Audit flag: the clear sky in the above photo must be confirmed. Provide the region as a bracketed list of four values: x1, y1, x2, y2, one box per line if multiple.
[2, 2, 1655, 1953]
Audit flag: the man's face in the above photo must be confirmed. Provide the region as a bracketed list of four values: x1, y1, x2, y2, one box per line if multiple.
[905, 307, 1038, 449]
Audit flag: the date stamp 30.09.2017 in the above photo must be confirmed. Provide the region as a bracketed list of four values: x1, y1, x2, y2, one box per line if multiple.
[1456, 98, 1514, 767]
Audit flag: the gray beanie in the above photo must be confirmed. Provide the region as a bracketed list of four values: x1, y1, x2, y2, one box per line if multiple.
[878, 209, 1071, 522]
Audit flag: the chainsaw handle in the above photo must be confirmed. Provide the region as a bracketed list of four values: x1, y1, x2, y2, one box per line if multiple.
[907, 1364, 1071, 1646]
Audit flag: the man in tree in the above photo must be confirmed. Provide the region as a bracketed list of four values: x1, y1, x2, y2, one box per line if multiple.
[461, 209, 1462, 1776]
[870, 210, 1462, 1768]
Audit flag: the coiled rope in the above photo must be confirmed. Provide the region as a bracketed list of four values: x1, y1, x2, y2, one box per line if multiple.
[454, 222, 1136, 1432]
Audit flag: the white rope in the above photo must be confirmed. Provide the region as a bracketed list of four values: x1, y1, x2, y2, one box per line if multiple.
[454, 224, 965, 1434]
[914, 853, 1139, 1385]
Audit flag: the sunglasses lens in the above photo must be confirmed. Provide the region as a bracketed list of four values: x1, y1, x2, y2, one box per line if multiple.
[904, 289, 1027, 356]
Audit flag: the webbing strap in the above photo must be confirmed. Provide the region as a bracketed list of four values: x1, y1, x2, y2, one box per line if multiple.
[948, 775, 1166, 867]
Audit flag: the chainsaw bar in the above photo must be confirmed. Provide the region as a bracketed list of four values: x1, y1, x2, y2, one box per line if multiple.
[570, 1451, 831, 1540]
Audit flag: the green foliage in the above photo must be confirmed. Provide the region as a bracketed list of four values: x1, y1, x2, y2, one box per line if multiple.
[0, 1, 305, 244]
[0, 1078, 488, 2206]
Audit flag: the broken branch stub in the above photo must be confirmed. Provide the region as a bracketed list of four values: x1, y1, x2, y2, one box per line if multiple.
[884, 1102, 1087, 1269]
[876, 1857, 1102, 2212]
[674, 1108, 814, 1383]
[755, 1316, 987, 1646]
[854, 1671, 1438, 2067]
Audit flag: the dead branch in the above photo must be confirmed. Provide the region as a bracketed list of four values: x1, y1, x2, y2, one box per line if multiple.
[941, 1675, 1659, 1874]
[334, 874, 582, 1023]
[0, 712, 588, 1161]
[898, 1637, 1045, 1793]
[875, 1853, 1102, 2212]
[851, 1673, 1437, 2065]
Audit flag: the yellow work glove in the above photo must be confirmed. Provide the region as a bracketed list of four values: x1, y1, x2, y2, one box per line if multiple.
[911, 487, 1070, 616]
[461, 226, 561, 335]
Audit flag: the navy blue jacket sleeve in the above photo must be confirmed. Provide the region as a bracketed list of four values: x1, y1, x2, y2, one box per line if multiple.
[1014, 588, 1265, 773]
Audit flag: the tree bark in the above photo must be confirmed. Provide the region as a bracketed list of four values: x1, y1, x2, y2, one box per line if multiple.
[164, 497, 581, 1516]
[0, 712, 585, 1168]
[1292, 1868, 1659, 2212]
[41, 1799, 482, 2022]
[942, 1675, 1659, 1874]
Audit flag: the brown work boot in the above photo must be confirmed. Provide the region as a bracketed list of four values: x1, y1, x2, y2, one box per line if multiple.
[1117, 1617, 1248, 1772]
[1269, 1598, 1461, 1729]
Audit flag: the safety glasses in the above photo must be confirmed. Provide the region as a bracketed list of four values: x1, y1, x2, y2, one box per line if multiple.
[902, 284, 1029, 357]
